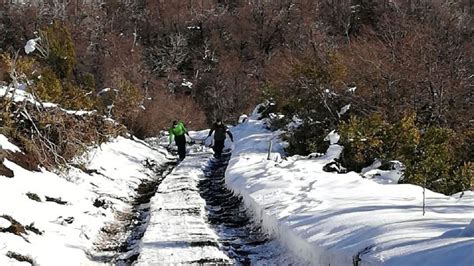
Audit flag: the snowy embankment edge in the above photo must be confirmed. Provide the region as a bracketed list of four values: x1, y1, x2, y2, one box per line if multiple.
[225, 176, 320, 263]
[224, 119, 336, 264]
[224, 117, 474, 266]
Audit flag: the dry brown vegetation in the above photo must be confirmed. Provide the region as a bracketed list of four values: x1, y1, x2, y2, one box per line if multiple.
[2, 1, 468, 129]
[0, 1, 472, 193]
[0, 98, 125, 170]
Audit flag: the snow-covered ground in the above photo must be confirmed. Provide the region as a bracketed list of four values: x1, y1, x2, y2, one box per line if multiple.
[0, 135, 169, 265]
[2, 100, 472, 265]
[225, 113, 474, 265]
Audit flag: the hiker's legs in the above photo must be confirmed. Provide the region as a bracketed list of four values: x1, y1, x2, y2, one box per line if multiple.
[213, 139, 225, 158]
[175, 134, 186, 160]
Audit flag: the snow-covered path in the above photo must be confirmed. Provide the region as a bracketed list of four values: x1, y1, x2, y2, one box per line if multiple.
[136, 144, 302, 265]
[136, 150, 231, 264]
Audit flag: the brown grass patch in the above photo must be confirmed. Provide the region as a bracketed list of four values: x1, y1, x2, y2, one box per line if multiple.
[5, 151, 40, 172]
[0, 161, 14, 177]
[0, 215, 26, 236]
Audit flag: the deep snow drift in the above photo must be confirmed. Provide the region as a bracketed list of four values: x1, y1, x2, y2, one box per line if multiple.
[0, 136, 169, 265]
[225, 114, 474, 266]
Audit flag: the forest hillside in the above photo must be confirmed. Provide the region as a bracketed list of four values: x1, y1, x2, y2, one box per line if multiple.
[0, 0, 472, 194]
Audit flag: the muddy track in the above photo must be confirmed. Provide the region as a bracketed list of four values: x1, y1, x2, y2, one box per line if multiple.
[199, 154, 275, 265]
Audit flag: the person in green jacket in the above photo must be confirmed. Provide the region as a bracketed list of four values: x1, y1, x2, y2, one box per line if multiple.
[169, 120, 190, 161]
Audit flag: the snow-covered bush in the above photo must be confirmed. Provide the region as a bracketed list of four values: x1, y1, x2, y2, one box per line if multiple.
[17, 23, 96, 111]
[284, 122, 331, 156]
[262, 57, 346, 155]
[338, 112, 472, 195]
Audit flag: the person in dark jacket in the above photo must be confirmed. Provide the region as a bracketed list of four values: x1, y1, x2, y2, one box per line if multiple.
[169, 120, 190, 161]
[207, 119, 233, 158]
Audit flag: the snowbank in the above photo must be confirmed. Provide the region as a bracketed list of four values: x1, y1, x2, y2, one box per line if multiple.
[0, 136, 169, 265]
[225, 116, 474, 265]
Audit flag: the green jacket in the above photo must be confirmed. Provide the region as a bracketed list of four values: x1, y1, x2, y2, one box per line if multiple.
[169, 122, 188, 143]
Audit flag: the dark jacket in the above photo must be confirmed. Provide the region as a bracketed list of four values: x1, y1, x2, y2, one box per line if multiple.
[208, 123, 233, 142]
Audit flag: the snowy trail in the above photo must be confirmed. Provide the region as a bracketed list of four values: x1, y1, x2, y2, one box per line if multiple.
[136, 149, 231, 264]
[136, 145, 302, 265]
